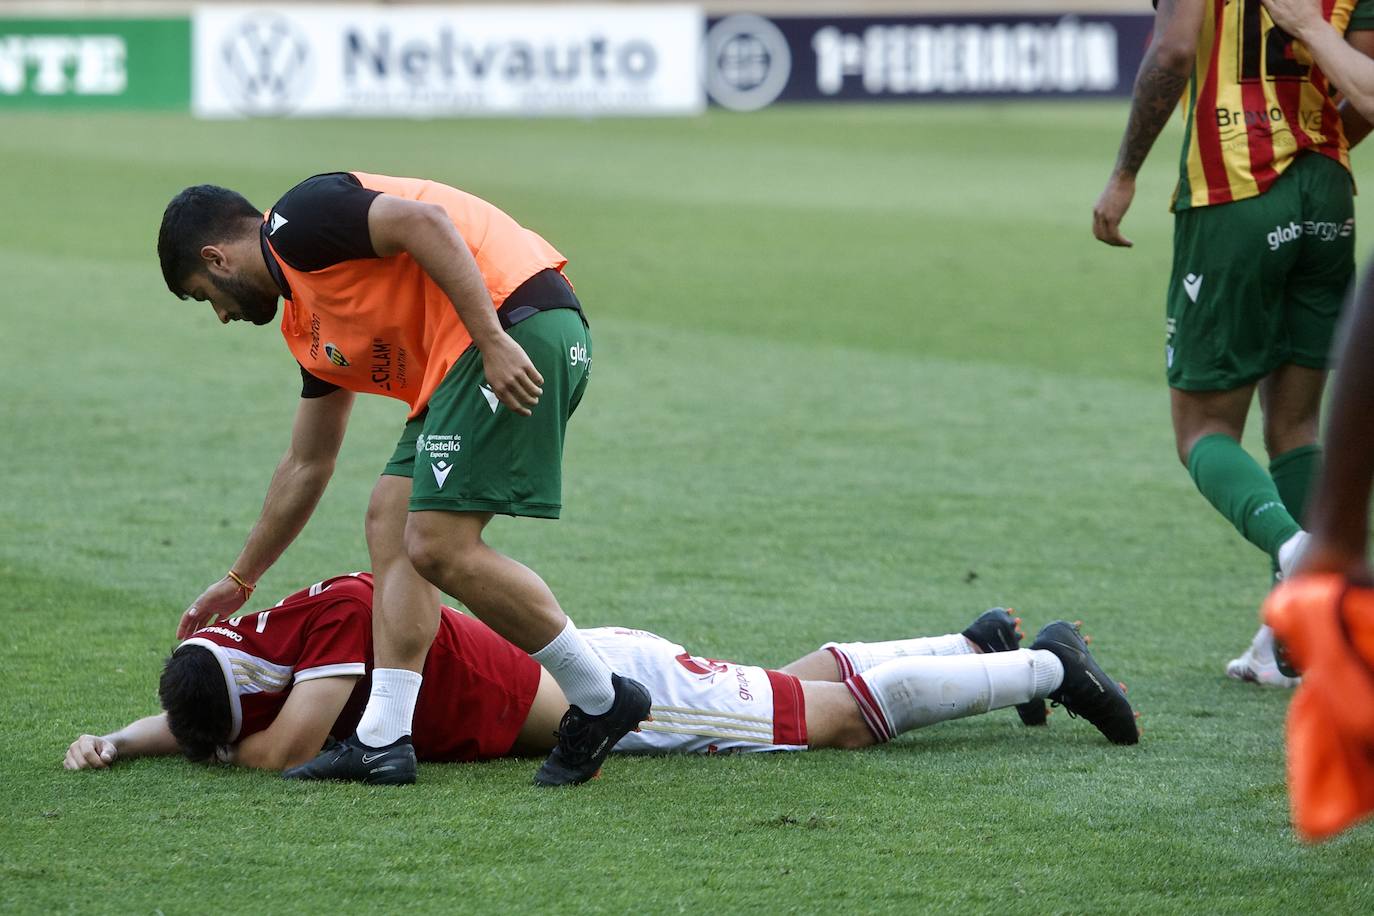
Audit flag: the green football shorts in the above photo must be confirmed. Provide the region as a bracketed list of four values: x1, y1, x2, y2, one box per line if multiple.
[1166, 152, 1354, 391]
[383, 307, 592, 518]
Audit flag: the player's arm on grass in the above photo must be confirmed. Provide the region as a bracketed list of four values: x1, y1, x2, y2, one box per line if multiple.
[178, 388, 355, 638]
[1093, 0, 1205, 247]
[1295, 261, 1374, 583]
[366, 195, 542, 416]
[1266, 0, 1374, 125]
[64, 714, 179, 771]
[227, 676, 358, 770]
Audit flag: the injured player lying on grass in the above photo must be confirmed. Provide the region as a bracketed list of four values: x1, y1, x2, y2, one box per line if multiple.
[64, 573, 1139, 777]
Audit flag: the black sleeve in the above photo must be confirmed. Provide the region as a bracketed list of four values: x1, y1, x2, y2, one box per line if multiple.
[300, 364, 342, 399]
[267, 173, 382, 272]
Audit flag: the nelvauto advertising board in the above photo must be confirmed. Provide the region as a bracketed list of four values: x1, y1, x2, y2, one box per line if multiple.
[704, 13, 1153, 111]
[194, 4, 703, 118]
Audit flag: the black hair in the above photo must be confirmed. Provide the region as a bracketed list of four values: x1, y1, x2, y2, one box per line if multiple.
[159, 644, 232, 762]
[157, 185, 260, 298]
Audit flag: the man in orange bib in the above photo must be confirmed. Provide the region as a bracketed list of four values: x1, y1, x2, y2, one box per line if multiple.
[156, 173, 651, 786]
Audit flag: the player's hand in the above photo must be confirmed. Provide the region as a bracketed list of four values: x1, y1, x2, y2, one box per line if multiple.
[479, 331, 544, 417]
[178, 577, 249, 639]
[1261, 0, 1323, 37]
[64, 735, 117, 770]
[1093, 173, 1136, 247]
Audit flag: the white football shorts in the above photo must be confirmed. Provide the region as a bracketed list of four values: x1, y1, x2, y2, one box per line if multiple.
[582, 627, 809, 755]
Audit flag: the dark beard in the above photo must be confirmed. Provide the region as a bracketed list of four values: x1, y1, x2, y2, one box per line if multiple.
[212, 272, 279, 325]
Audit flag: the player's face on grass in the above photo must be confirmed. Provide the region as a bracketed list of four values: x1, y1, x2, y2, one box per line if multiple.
[192, 269, 279, 326]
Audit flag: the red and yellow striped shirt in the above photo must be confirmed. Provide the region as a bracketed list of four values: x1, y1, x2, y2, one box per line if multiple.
[1174, 0, 1359, 210]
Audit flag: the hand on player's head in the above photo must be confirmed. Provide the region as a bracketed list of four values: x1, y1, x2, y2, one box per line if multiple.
[177, 577, 249, 639]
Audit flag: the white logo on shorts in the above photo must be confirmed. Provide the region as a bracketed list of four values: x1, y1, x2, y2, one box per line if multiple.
[478, 384, 500, 413]
[1183, 273, 1203, 303]
[431, 460, 453, 489]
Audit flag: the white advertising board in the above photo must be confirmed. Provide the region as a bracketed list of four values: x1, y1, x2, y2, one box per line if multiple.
[193, 4, 703, 118]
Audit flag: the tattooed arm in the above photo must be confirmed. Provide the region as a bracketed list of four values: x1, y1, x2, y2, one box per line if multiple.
[1093, 0, 1206, 247]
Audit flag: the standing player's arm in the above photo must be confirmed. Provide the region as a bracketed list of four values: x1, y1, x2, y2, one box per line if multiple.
[1092, 0, 1205, 247]
[228, 676, 359, 770]
[177, 388, 355, 639]
[1267, 0, 1374, 122]
[1296, 261, 1374, 583]
[63, 714, 179, 771]
[1338, 29, 1374, 145]
[366, 195, 543, 416]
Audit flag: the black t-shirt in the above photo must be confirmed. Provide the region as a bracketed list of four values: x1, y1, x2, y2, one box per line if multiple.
[265, 172, 579, 400]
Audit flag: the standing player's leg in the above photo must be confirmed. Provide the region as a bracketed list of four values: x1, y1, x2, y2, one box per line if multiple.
[1171, 384, 1305, 572]
[404, 307, 648, 786]
[407, 508, 615, 692]
[283, 470, 444, 783]
[359, 475, 442, 743]
[1166, 182, 1309, 583]
[1238, 154, 1357, 685]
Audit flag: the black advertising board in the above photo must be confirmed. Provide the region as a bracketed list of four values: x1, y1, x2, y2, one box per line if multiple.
[704, 12, 1155, 109]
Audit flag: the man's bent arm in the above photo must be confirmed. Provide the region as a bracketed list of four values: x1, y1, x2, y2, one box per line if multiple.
[367, 195, 543, 415]
[1300, 262, 1374, 580]
[64, 714, 178, 770]
[229, 676, 358, 770]
[231, 388, 354, 580]
[178, 389, 354, 638]
[1268, 0, 1374, 123]
[1338, 29, 1374, 144]
[1092, 0, 1204, 246]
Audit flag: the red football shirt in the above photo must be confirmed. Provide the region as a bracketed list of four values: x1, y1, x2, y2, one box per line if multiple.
[179, 573, 542, 761]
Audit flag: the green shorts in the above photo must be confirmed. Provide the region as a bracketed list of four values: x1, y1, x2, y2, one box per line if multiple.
[1166, 152, 1354, 391]
[383, 308, 592, 518]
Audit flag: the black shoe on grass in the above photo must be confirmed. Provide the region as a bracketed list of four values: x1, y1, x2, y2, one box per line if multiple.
[1031, 621, 1138, 745]
[534, 674, 652, 787]
[963, 608, 1048, 727]
[282, 734, 417, 785]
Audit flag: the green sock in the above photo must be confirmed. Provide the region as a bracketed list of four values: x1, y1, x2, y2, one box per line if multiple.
[1269, 444, 1322, 526]
[1187, 433, 1302, 562]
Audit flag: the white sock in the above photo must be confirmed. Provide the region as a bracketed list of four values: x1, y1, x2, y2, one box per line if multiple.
[531, 619, 616, 715]
[1248, 624, 1279, 661]
[355, 668, 423, 747]
[824, 634, 972, 678]
[1278, 531, 1310, 579]
[845, 649, 1063, 740]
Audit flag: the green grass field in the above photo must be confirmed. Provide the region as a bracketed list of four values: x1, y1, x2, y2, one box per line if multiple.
[4, 103, 1374, 913]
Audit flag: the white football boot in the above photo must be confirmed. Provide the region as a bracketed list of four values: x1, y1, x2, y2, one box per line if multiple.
[1226, 624, 1300, 688]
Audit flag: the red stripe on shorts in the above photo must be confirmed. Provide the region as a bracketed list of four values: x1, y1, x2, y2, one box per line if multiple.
[844, 674, 894, 743]
[767, 669, 808, 747]
[825, 645, 855, 680]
